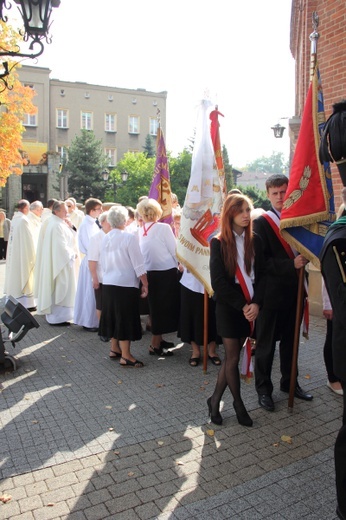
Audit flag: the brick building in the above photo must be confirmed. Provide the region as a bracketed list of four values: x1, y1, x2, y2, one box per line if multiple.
[290, 0, 346, 206]
[290, 0, 346, 315]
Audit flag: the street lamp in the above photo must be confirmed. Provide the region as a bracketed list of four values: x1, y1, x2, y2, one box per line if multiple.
[271, 123, 286, 138]
[271, 117, 290, 138]
[102, 169, 129, 201]
[0, 0, 60, 91]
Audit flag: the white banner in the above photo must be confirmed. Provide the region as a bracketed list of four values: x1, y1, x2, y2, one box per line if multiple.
[176, 100, 224, 295]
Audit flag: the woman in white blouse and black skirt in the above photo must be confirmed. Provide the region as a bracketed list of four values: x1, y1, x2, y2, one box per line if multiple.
[136, 198, 180, 357]
[99, 206, 148, 368]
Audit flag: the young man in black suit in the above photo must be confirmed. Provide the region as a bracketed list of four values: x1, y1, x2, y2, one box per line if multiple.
[253, 174, 313, 412]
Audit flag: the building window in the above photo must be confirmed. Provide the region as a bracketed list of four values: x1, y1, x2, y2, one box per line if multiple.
[57, 145, 68, 163]
[81, 111, 93, 130]
[128, 115, 139, 134]
[23, 113, 37, 127]
[105, 113, 117, 132]
[149, 117, 158, 136]
[105, 148, 117, 167]
[56, 109, 69, 129]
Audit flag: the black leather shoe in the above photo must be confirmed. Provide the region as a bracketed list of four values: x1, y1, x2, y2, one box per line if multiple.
[258, 394, 275, 412]
[280, 384, 313, 401]
[83, 327, 99, 332]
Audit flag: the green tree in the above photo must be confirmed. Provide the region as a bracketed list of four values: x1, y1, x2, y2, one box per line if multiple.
[169, 148, 192, 205]
[67, 130, 108, 202]
[241, 186, 270, 210]
[107, 152, 155, 207]
[222, 144, 234, 191]
[245, 151, 288, 174]
[143, 134, 156, 158]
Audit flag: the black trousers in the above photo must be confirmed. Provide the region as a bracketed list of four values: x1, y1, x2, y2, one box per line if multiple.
[0, 237, 7, 260]
[324, 319, 340, 383]
[255, 305, 297, 395]
[335, 381, 346, 516]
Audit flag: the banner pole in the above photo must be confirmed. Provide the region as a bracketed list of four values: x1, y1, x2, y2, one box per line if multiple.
[288, 266, 305, 410]
[203, 290, 209, 373]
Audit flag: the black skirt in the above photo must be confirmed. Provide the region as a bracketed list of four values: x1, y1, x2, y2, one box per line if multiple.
[215, 285, 251, 339]
[99, 285, 142, 341]
[147, 268, 180, 335]
[139, 281, 150, 315]
[94, 283, 103, 311]
[178, 284, 220, 345]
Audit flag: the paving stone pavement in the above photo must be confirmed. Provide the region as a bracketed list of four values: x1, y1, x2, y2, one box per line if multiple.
[0, 260, 342, 519]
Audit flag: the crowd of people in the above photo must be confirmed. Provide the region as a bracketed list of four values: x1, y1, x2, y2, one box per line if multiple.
[2, 176, 342, 430]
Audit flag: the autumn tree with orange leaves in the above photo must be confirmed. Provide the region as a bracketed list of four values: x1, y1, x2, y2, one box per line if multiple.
[0, 21, 36, 187]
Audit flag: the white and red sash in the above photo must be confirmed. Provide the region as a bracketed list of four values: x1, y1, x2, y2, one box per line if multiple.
[263, 211, 309, 338]
[262, 211, 296, 259]
[235, 262, 254, 381]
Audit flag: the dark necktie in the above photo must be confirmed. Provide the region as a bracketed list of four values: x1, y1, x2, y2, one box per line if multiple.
[96, 218, 101, 229]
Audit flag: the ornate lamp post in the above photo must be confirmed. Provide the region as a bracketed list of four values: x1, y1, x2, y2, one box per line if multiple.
[0, 0, 60, 90]
[271, 123, 286, 138]
[271, 117, 290, 139]
[102, 169, 129, 201]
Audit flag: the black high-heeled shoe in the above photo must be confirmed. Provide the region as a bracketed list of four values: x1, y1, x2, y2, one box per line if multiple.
[233, 401, 253, 427]
[207, 397, 223, 425]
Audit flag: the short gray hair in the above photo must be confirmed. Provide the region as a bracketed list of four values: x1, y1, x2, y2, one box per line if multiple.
[52, 200, 66, 215]
[107, 206, 128, 228]
[30, 200, 43, 211]
[99, 211, 109, 224]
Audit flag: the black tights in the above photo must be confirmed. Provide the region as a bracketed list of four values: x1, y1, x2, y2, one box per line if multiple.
[210, 337, 243, 413]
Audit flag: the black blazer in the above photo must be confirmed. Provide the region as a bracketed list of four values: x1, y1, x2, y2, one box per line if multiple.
[253, 211, 298, 310]
[210, 233, 266, 312]
[320, 221, 346, 380]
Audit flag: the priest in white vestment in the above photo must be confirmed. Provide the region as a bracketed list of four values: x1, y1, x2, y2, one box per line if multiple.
[73, 198, 103, 330]
[65, 198, 84, 230]
[27, 200, 43, 250]
[36, 201, 79, 325]
[5, 199, 36, 309]
[41, 198, 58, 223]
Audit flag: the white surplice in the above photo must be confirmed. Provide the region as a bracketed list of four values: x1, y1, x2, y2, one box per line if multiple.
[5, 211, 36, 308]
[73, 215, 99, 328]
[36, 214, 79, 323]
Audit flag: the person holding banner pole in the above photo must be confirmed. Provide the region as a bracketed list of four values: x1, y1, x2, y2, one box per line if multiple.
[208, 194, 266, 427]
[253, 174, 313, 412]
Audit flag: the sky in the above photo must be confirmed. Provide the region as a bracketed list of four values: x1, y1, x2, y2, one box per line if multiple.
[10, 0, 295, 168]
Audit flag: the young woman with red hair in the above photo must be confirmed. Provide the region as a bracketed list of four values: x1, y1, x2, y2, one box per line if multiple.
[207, 194, 266, 427]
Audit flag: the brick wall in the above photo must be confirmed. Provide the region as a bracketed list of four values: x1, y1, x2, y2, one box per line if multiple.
[291, 0, 346, 205]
